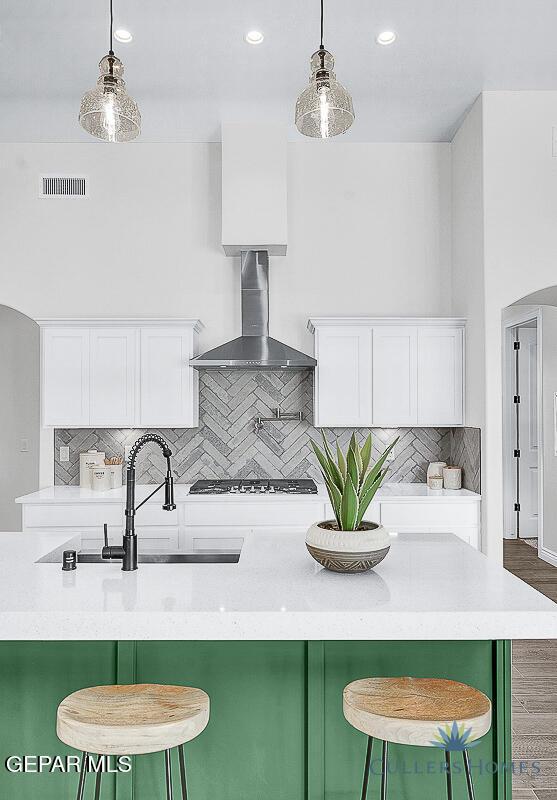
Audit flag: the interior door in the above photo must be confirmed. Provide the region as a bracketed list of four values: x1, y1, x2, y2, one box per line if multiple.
[518, 327, 539, 538]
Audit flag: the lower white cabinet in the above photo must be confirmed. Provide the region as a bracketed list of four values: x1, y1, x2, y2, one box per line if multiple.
[21, 495, 479, 550]
[39, 318, 202, 428]
[378, 501, 479, 548]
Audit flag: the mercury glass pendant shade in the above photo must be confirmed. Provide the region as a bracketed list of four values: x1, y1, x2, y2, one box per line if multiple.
[79, 54, 141, 142]
[295, 48, 354, 138]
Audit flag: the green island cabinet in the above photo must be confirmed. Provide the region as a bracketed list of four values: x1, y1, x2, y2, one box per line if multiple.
[0, 640, 511, 800]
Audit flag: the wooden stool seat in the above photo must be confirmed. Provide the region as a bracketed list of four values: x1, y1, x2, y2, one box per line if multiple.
[57, 684, 210, 756]
[343, 677, 491, 747]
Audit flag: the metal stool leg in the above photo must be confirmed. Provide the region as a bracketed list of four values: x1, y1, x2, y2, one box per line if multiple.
[94, 766, 102, 800]
[445, 751, 452, 800]
[360, 736, 373, 800]
[165, 749, 174, 800]
[76, 752, 88, 800]
[178, 744, 188, 800]
[381, 741, 388, 800]
[463, 749, 476, 800]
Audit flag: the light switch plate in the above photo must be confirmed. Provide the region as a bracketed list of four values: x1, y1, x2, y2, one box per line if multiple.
[20, 438, 29, 453]
[60, 446, 70, 462]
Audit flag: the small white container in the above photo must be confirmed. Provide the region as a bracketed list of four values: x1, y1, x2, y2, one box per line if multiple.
[443, 466, 462, 490]
[428, 475, 444, 490]
[427, 461, 447, 481]
[109, 465, 123, 489]
[79, 450, 105, 489]
[90, 466, 112, 492]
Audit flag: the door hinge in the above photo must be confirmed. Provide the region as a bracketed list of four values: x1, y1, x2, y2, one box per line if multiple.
[514, 395, 521, 404]
[514, 502, 521, 512]
[514, 449, 521, 458]
[514, 341, 521, 350]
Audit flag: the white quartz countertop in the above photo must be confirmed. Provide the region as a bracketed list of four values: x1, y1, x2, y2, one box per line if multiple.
[16, 483, 480, 504]
[0, 529, 551, 641]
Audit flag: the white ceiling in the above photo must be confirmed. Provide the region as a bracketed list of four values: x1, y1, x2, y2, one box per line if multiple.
[2, 0, 557, 143]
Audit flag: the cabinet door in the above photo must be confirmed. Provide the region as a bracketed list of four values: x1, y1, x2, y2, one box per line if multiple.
[42, 328, 90, 426]
[372, 327, 418, 425]
[314, 327, 372, 427]
[90, 328, 137, 427]
[140, 327, 198, 427]
[417, 327, 464, 425]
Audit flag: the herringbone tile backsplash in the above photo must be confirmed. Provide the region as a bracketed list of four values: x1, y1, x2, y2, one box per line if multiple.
[55, 371, 480, 491]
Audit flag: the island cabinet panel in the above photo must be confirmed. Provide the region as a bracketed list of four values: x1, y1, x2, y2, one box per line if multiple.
[309, 318, 466, 427]
[40, 319, 201, 428]
[0, 631, 511, 800]
[0, 640, 510, 800]
[0, 642, 117, 800]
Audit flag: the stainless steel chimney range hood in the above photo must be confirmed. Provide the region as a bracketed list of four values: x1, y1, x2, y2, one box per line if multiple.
[190, 251, 316, 370]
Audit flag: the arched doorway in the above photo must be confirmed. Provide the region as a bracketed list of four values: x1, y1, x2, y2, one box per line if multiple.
[503, 286, 557, 566]
[0, 305, 40, 529]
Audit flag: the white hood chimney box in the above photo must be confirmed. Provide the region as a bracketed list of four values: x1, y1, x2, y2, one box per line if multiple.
[221, 123, 287, 256]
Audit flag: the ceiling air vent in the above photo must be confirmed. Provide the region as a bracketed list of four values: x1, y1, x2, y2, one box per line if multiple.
[39, 175, 88, 198]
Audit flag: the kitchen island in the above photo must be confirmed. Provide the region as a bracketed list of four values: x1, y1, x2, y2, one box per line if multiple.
[0, 530, 554, 800]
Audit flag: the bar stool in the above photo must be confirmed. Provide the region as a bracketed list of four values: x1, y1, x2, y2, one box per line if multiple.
[343, 677, 491, 800]
[57, 683, 210, 799]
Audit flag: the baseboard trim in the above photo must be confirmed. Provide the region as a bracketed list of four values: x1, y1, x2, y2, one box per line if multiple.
[539, 545, 557, 567]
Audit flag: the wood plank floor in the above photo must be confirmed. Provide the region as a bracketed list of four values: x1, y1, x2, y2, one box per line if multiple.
[504, 540, 557, 797]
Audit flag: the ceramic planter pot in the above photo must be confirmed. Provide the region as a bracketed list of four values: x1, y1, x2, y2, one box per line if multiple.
[305, 520, 390, 573]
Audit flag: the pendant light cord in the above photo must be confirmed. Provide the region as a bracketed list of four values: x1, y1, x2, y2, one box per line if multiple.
[109, 0, 114, 55]
[320, 0, 324, 48]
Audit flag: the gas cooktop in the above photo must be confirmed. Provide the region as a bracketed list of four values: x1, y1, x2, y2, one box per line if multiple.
[189, 479, 318, 495]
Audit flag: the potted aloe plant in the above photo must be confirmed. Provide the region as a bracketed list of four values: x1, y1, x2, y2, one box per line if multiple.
[306, 432, 398, 573]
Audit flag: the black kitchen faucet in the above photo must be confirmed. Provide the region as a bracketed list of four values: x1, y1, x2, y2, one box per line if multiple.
[102, 433, 176, 571]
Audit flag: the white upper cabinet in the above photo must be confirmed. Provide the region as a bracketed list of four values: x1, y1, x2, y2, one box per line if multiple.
[42, 327, 90, 427]
[309, 318, 465, 428]
[89, 328, 137, 427]
[372, 327, 418, 426]
[417, 326, 464, 425]
[40, 320, 202, 428]
[140, 327, 198, 428]
[311, 325, 372, 427]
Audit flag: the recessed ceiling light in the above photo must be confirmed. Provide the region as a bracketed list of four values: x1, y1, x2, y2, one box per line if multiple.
[114, 28, 133, 43]
[245, 30, 264, 45]
[376, 30, 397, 46]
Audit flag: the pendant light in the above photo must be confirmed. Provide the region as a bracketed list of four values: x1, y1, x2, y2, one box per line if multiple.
[79, 0, 141, 142]
[295, 0, 355, 138]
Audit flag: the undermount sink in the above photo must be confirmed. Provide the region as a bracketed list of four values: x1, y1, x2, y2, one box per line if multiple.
[36, 541, 241, 565]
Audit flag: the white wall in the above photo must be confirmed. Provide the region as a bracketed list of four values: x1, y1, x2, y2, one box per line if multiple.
[540, 307, 557, 558]
[0, 306, 40, 528]
[451, 91, 557, 561]
[451, 97, 485, 431]
[0, 142, 452, 360]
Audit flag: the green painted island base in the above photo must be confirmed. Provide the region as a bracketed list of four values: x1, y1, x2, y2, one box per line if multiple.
[0, 641, 511, 800]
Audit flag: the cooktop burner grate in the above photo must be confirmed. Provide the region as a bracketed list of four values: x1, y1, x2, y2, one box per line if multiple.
[189, 479, 318, 495]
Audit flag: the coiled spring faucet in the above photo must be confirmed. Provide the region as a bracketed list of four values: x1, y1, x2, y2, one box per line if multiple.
[102, 433, 176, 571]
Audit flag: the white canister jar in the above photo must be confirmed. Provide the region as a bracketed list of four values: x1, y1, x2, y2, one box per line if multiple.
[443, 466, 462, 490]
[427, 461, 447, 481]
[109, 465, 123, 489]
[428, 475, 444, 490]
[90, 466, 112, 492]
[79, 450, 105, 488]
